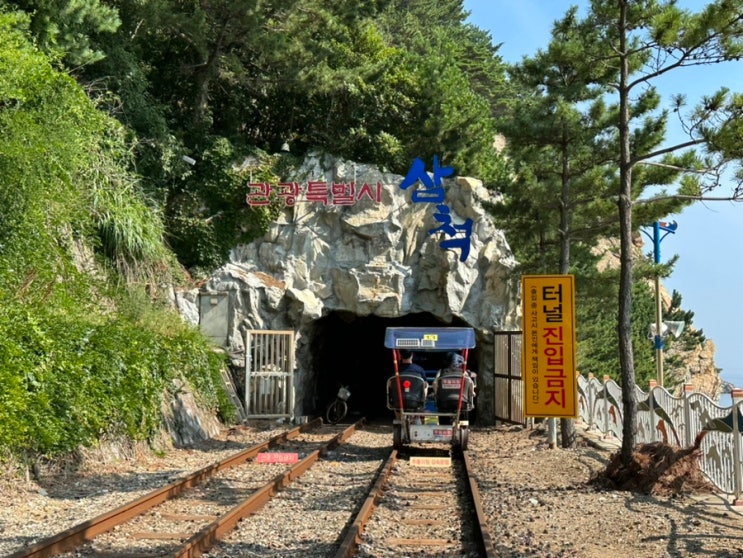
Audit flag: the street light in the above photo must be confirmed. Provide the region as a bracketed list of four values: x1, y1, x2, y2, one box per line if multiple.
[641, 220, 678, 386]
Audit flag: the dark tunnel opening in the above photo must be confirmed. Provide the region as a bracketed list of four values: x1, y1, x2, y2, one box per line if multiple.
[305, 311, 479, 422]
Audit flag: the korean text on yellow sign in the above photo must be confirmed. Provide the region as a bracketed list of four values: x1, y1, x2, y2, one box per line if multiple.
[521, 275, 577, 418]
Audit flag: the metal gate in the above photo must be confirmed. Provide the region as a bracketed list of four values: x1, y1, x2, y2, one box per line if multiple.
[245, 330, 295, 420]
[493, 330, 524, 424]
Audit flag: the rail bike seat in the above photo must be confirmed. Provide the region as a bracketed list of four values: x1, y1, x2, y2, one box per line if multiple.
[386, 374, 428, 411]
[434, 372, 475, 413]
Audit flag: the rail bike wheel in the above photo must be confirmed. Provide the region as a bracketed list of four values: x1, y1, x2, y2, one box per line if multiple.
[325, 399, 347, 424]
[457, 427, 469, 450]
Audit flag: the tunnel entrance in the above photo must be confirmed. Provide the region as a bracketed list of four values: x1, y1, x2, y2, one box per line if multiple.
[303, 311, 479, 422]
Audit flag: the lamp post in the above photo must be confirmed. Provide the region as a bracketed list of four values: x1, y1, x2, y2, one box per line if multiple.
[642, 221, 677, 387]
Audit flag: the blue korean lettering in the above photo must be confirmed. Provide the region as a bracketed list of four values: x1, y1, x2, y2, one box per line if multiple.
[398, 155, 453, 203]
[428, 204, 473, 262]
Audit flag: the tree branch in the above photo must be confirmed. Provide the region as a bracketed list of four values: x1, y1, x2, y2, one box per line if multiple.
[627, 12, 743, 90]
[631, 138, 704, 164]
[633, 160, 708, 174]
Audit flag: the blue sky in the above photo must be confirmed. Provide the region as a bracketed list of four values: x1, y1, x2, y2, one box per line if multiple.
[463, 0, 743, 388]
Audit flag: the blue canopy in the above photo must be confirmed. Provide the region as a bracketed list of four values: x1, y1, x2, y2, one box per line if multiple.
[384, 327, 476, 350]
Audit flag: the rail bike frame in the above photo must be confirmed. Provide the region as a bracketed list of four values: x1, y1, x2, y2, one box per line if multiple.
[384, 327, 476, 450]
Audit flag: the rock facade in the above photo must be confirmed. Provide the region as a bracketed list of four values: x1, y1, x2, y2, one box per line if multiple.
[183, 153, 522, 422]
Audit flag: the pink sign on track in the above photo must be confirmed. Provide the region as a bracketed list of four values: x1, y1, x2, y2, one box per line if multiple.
[255, 452, 299, 464]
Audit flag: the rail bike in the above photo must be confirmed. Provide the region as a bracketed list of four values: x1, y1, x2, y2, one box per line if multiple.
[384, 327, 476, 450]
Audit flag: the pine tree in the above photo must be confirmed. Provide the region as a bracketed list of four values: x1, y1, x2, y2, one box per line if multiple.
[577, 0, 743, 466]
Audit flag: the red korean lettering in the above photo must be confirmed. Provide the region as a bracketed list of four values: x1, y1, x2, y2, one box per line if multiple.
[246, 182, 271, 206]
[357, 182, 382, 202]
[544, 345, 563, 366]
[306, 180, 329, 204]
[545, 388, 566, 407]
[544, 367, 566, 378]
[276, 182, 300, 206]
[331, 182, 355, 205]
[543, 326, 563, 343]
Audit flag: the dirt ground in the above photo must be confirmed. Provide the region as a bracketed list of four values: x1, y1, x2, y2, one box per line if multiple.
[467, 422, 743, 558]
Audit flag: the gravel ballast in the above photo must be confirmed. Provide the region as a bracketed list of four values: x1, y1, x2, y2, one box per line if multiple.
[2, 421, 742, 558]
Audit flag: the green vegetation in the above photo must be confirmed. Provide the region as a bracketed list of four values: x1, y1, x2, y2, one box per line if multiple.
[0, 0, 740, 461]
[491, 3, 720, 390]
[0, 11, 231, 458]
[74, 0, 512, 270]
[0, 295, 230, 455]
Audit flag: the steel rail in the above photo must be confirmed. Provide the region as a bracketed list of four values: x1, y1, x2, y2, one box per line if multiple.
[333, 449, 398, 558]
[462, 449, 497, 558]
[334, 446, 495, 558]
[171, 418, 366, 558]
[8, 418, 324, 558]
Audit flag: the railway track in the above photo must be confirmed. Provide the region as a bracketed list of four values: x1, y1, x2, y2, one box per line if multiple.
[336, 445, 496, 558]
[9, 421, 494, 558]
[9, 418, 362, 558]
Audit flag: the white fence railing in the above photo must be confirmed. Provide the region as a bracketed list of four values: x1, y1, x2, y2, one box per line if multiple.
[578, 374, 743, 499]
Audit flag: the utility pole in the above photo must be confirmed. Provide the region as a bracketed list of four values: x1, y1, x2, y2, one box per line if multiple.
[642, 221, 677, 386]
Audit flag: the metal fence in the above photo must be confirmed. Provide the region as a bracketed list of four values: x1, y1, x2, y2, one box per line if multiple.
[493, 331, 523, 425]
[244, 330, 295, 420]
[578, 374, 743, 499]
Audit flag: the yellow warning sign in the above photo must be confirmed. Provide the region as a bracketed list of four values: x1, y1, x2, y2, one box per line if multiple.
[521, 275, 577, 419]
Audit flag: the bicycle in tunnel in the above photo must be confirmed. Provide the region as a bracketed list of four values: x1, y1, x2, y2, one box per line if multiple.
[325, 383, 352, 424]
